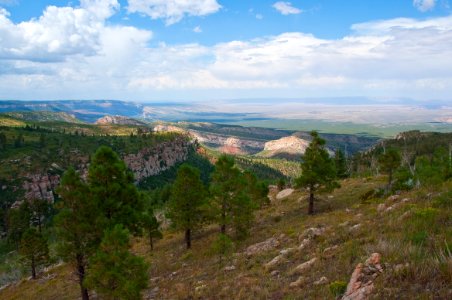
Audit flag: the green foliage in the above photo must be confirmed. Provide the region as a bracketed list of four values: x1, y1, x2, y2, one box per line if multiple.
[296, 131, 339, 214]
[18, 228, 49, 279]
[167, 164, 207, 249]
[88, 146, 144, 234]
[243, 171, 269, 207]
[277, 178, 285, 191]
[210, 233, 234, 265]
[210, 155, 256, 239]
[378, 148, 401, 193]
[7, 202, 31, 248]
[140, 200, 163, 251]
[85, 225, 148, 300]
[415, 147, 451, 187]
[334, 149, 348, 179]
[329, 280, 347, 297]
[0, 131, 6, 149]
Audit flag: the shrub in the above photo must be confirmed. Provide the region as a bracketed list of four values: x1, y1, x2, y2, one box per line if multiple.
[329, 280, 347, 297]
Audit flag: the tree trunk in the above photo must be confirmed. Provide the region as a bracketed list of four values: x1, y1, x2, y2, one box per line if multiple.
[31, 256, 36, 279]
[149, 235, 154, 251]
[386, 169, 393, 194]
[76, 254, 90, 300]
[185, 229, 191, 249]
[308, 192, 314, 215]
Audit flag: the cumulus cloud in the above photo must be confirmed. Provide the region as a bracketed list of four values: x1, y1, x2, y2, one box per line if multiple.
[0, 0, 125, 62]
[273, 1, 302, 15]
[413, 0, 436, 12]
[1, 1, 452, 101]
[193, 26, 202, 33]
[127, 0, 221, 25]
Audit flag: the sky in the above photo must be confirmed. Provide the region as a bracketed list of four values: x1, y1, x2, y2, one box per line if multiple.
[0, 0, 452, 103]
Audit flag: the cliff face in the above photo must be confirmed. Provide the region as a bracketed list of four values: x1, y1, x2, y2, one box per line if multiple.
[95, 115, 145, 126]
[20, 137, 193, 202]
[123, 137, 192, 182]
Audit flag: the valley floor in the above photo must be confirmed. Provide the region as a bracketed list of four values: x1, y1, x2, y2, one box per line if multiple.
[1, 177, 451, 299]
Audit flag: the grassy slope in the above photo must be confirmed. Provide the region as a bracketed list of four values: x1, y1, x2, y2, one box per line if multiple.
[1, 177, 450, 299]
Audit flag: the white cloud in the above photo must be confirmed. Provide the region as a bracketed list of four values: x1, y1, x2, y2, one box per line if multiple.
[273, 1, 302, 15]
[193, 26, 202, 33]
[0, 0, 124, 62]
[127, 0, 221, 25]
[413, 0, 436, 12]
[1, 2, 452, 101]
[256, 14, 263, 20]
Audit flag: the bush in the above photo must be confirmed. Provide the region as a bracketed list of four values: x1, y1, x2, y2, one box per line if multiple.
[329, 280, 347, 297]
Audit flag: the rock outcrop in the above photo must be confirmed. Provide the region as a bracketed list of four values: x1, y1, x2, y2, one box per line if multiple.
[22, 174, 61, 202]
[95, 115, 145, 126]
[123, 137, 192, 182]
[260, 136, 310, 158]
[342, 253, 383, 300]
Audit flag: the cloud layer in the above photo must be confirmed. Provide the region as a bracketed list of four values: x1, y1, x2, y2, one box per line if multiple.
[0, 1, 452, 101]
[127, 0, 221, 25]
[413, 0, 437, 12]
[272, 1, 302, 15]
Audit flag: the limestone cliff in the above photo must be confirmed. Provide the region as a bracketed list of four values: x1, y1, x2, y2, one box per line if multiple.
[19, 137, 193, 202]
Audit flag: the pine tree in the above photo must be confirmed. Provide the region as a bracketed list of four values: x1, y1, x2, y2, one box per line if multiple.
[142, 209, 162, 251]
[7, 201, 31, 249]
[167, 164, 207, 249]
[19, 228, 49, 279]
[296, 131, 339, 215]
[0, 131, 6, 149]
[29, 198, 51, 233]
[88, 146, 144, 234]
[334, 149, 348, 179]
[210, 155, 255, 239]
[84, 225, 148, 300]
[378, 148, 401, 193]
[55, 168, 100, 300]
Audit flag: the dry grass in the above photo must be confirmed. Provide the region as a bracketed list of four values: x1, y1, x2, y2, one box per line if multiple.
[1, 177, 451, 299]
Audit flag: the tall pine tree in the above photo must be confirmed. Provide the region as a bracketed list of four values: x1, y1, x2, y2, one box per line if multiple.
[167, 164, 207, 249]
[296, 131, 339, 215]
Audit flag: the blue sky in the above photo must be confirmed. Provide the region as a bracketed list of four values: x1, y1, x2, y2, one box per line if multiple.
[0, 0, 452, 102]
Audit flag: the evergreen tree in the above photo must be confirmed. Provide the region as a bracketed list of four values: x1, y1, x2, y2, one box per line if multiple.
[88, 146, 144, 234]
[14, 133, 24, 148]
[378, 148, 401, 193]
[210, 155, 255, 239]
[19, 228, 49, 279]
[84, 225, 148, 300]
[0, 131, 6, 149]
[29, 198, 51, 233]
[296, 131, 339, 215]
[7, 201, 31, 249]
[167, 164, 207, 249]
[55, 168, 100, 300]
[243, 171, 269, 207]
[142, 209, 162, 251]
[334, 149, 348, 179]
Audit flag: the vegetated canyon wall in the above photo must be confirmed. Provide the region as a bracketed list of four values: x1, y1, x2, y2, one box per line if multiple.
[19, 137, 193, 203]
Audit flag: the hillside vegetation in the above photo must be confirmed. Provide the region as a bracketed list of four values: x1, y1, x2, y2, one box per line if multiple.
[0, 118, 451, 300]
[1, 176, 450, 299]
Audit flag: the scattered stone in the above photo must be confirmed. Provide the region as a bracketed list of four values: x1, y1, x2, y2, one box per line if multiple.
[339, 221, 350, 227]
[387, 195, 400, 202]
[401, 198, 410, 203]
[355, 213, 363, 218]
[270, 270, 280, 277]
[398, 211, 411, 221]
[276, 188, 294, 200]
[342, 253, 383, 300]
[195, 284, 207, 293]
[313, 276, 328, 285]
[279, 247, 297, 256]
[291, 257, 317, 275]
[298, 226, 325, 241]
[245, 237, 280, 256]
[377, 204, 386, 212]
[224, 265, 236, 272]
[350, 224, 361, 231]
[323, 245, 339, 255]
[264, 255, 287, 270]
[328, 195, 334, 199]
[298, 238, 311, 250]
[289, 276, 306, 288]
